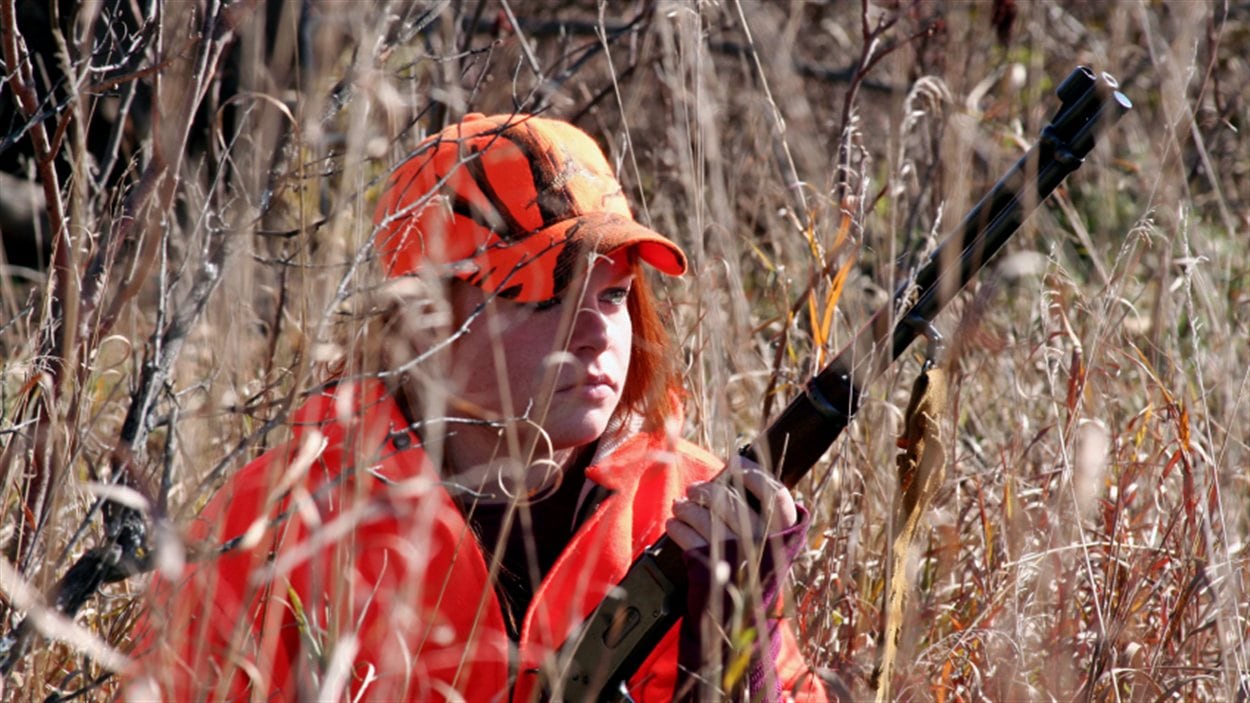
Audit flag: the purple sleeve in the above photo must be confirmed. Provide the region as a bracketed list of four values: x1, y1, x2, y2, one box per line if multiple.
[673, 505, 811, 702]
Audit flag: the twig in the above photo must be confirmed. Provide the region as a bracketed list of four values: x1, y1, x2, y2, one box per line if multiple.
[833, 0, 940, 202]
[732, 0, 810, 226]
[499, 0, 542, 80]
[1, 0, 73, 385]
[0, 89, 70, 158]
[534, 4, 651, 115]
[0, 0, 76, 583]
[0, 0, 240, 681]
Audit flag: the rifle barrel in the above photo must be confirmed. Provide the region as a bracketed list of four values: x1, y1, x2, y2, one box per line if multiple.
[761, 68, 1131, 488]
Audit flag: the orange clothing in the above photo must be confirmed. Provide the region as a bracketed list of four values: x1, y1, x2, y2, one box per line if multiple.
[136, 382, 820, 701]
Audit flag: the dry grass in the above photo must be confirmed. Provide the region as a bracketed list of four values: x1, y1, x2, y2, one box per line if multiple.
[1, 1, 1247, 701]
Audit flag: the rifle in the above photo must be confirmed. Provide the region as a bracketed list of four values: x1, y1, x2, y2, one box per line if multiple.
[543, 66, 1132, 701]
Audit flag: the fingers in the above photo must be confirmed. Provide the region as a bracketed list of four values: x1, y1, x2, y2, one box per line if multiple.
[667, 493, 718, 548]
[664, 464, 798, 550]
[667, 484, 744, 550]
[741, 468, 798, 533]
[666, 486, 748, 550]
[724, 456, 798, 534]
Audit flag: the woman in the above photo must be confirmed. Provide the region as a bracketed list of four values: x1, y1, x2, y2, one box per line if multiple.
[135, 113, 824, 701]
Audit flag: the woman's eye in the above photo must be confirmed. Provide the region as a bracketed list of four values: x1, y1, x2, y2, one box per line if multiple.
[602, 287, 630, 305]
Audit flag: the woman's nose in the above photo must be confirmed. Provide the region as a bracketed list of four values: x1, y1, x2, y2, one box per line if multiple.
[570, 303, 611, 352]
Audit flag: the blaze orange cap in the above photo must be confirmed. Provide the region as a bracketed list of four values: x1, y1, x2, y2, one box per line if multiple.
[373, 113, 687, 303]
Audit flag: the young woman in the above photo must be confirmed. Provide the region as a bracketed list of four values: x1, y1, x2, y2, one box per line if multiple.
[134, 114, 825, 701]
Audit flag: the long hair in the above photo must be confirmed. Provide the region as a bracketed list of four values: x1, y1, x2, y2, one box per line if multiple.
[617, 259, 683, 431]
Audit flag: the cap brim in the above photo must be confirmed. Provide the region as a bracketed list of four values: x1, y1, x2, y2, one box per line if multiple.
[546, 211, 687, 277]
[456, 212, 688, 303]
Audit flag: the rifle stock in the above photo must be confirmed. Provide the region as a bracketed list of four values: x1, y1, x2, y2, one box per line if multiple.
[543, 66, 1131, 700]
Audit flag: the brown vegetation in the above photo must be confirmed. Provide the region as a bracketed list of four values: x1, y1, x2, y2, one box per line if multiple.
[1, 1, 1247, 700]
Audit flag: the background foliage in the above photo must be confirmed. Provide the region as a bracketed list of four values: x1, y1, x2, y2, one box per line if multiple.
[1, 1, 1247, 700]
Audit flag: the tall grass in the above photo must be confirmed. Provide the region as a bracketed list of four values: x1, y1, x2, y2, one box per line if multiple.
[1, 1, 1246, 700]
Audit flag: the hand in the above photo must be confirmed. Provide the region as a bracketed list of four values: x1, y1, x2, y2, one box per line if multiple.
[668, 458, 807, 702]
[665, 456, 798, 551]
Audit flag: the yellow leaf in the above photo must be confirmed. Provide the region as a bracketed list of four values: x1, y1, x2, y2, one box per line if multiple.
[820, 254, 857, 345]
[1178, 403, 1191, 451]
[830, 209, 852, 253]
[807, 291, 823, 349]
[1135, 404, 1153, 448]
[723, 627, 758, 691]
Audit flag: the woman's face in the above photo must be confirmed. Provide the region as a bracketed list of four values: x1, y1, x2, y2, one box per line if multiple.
[445, 252, 635, 455]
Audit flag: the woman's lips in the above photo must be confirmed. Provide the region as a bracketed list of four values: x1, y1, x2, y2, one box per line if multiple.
[557, 374, 617, 398]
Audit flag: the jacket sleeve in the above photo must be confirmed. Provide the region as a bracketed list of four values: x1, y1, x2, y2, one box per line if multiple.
[127, 443, 303, 701]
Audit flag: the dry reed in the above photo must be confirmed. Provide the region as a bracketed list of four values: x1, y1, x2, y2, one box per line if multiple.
[1, 1, 1246, 700]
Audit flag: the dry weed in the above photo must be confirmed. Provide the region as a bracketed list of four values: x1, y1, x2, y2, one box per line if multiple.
[1, 1, 1246, 701]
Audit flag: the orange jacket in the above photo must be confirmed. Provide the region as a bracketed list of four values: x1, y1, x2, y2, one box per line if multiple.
[136, 382, 821, 701]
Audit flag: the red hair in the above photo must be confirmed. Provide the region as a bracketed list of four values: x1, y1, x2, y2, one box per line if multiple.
[617, 260, 683, 430]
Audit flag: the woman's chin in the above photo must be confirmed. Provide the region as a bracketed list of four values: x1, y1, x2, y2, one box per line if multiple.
[543, 411, 616, 453]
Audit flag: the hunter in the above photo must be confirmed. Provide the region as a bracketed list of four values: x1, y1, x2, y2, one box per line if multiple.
[133, 113, 826, 701]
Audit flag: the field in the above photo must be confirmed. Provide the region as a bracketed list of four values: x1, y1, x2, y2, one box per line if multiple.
[1, 1, 1248, 700]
